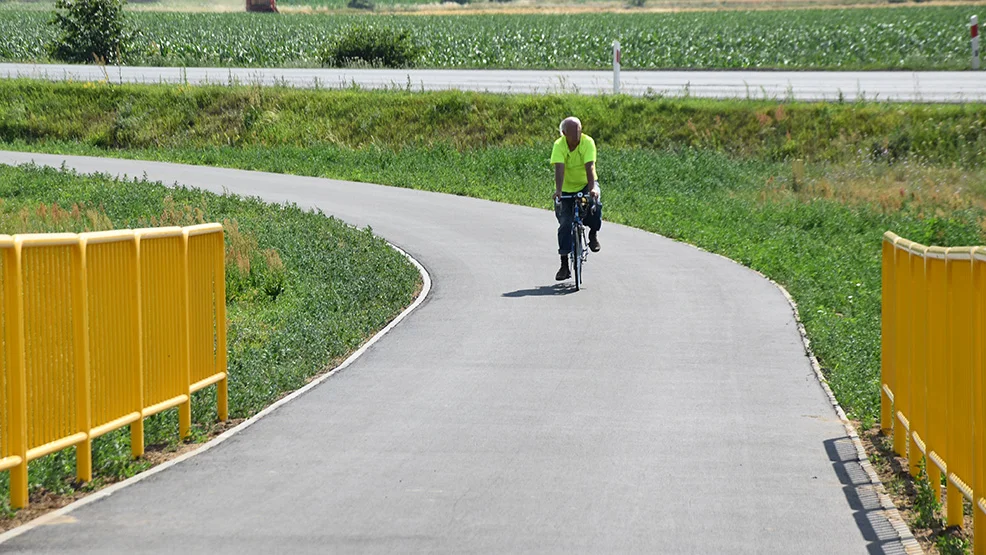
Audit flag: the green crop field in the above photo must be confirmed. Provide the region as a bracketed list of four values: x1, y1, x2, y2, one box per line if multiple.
[3, 0, 962, 11]
[0, 6, 976, 69]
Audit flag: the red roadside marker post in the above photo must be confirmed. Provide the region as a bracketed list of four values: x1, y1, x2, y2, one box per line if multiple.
[973, 15, 980, 70]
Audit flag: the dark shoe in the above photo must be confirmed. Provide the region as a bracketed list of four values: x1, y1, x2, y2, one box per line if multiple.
[588, 231, 600, 252]
[555, 257, 571, 281]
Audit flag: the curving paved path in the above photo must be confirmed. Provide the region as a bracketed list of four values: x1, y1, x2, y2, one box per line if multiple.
[0, 152, 906, 554]
[2, 63, 985, 102]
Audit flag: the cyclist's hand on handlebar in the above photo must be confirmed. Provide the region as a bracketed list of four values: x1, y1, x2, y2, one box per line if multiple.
[553, 191, 562, 203]
[589, 187, 600, 200]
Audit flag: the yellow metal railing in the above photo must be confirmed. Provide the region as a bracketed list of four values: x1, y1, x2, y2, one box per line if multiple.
[882, 231, 986, 554]
[0, 224, 227, 509]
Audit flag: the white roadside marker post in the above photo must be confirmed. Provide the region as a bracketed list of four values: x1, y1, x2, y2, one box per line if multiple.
[973, 15, 981, 70]
[613, 40, 621, 94]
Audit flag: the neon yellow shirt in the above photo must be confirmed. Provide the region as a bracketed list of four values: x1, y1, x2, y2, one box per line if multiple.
[551, 134, 597, 193]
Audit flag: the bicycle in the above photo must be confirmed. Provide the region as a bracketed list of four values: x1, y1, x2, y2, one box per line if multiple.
[557, 192, 593, 291]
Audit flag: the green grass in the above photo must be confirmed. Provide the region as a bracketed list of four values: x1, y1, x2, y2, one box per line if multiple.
[3, 81, 986, 166]
[0, 6, 977, 69]
[2, 79, 985, 441]
[0, 163, 421, 514]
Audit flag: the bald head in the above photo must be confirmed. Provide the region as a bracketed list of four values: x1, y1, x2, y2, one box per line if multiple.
[559, 116, 582, 147]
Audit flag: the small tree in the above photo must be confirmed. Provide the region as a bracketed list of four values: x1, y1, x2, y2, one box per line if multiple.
[322, 25, 422, 68]
[49, 0, 136, 65]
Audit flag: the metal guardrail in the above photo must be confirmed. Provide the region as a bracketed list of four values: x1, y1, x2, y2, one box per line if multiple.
[882, 231, 986, 553]
[0, 224, 227, 509]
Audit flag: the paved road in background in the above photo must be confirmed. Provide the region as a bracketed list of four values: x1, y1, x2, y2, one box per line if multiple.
[0, 152, 905, 554]
[1, 62, 983, 102]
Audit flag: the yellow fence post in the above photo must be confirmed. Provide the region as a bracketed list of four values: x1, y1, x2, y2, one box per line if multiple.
[72, 236, 92, 483]
[974, 248, 986, 555]
[893, 238, 912, 459]
[947, 247, 975, 528]
[926, 246, 949, 503]
[881, 233, 897, 436]
[132, 230, 145, 458]
[216, 228, 228, 422]
[908, 243, 928, 478]
[179, 230, 192, 440]
[1, 237, 28, 509]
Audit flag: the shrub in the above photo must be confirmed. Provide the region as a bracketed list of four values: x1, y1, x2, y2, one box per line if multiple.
[48, 0, 136, 65]
[322, 25, 421, 69]
[346, 0, 375, 10]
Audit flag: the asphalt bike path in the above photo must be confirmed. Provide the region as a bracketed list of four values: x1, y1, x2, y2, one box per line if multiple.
[0, 152, 907, 553]
[2, 63, 983, 102]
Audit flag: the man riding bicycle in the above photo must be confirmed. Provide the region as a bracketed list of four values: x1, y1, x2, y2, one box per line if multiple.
[552, 116, 601, 281]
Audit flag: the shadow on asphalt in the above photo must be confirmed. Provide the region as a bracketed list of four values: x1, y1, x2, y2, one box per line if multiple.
[824, 437, 908, 555]
[502, 284, 577, 297]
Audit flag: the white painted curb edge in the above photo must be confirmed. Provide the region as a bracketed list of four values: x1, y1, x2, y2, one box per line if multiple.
[0, 242, 432, 547]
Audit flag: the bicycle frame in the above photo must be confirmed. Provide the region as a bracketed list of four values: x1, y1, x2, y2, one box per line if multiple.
[559, 192, 591, 290]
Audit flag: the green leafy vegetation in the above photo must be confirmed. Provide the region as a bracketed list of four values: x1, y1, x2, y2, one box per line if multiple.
[913, 460, 942, 529]
[0, 6, 977, 69]
[3, 81, 985, 426]
[936, 532, 971, 555]
[0, 163, 421, 515]
[48, 0, 136, 64]
[321, 23, 422, 67]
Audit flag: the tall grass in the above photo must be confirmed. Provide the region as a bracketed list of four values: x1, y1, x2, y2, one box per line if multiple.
[2, 81, 985, 166]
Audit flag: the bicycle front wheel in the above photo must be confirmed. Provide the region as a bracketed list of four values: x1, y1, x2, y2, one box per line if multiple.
[572, 225, 583, 290]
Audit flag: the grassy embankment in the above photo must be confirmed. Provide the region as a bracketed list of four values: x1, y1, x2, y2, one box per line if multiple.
[0, 161, 421, 521]
[0, 6, 977, 69]
[3, 80, 985, 429]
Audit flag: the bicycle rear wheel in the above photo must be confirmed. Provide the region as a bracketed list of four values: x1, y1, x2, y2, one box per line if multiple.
[572, 224, 583, 290]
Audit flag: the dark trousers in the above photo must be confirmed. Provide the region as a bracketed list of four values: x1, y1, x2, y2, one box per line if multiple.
[555, 186, 602, 255]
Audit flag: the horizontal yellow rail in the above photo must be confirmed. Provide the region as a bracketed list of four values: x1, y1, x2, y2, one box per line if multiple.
[0, 225, 228, 509]
[882, 232, 986, 554]
[0, 455, 22, 473]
